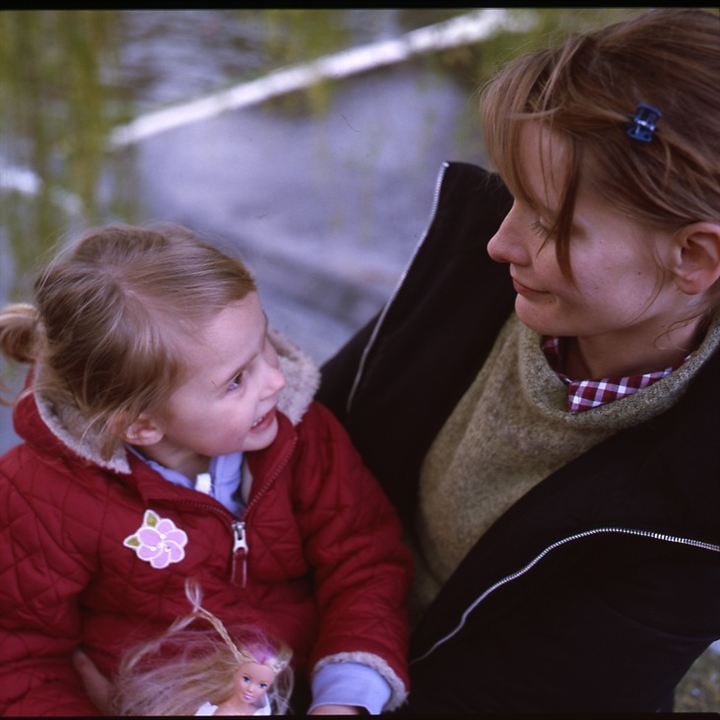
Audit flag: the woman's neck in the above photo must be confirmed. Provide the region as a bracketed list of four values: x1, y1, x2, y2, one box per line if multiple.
[565, 315, 707, 379]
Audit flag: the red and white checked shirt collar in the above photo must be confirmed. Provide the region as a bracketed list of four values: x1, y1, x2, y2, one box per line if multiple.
[542, 336, 690, 413]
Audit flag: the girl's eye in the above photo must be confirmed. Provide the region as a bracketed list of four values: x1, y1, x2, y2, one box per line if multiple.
[228, 371, 245, 391]
[260, 683, 268, 689]
[242, 675, 250, 682]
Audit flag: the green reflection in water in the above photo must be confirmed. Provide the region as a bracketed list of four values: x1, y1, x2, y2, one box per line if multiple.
[0, 7, 645, 303]
[0, 10, 130, 299]
[258, 9, 352, 117]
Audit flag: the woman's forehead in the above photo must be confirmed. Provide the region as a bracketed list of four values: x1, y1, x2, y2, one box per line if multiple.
[513, 123, 572, 211]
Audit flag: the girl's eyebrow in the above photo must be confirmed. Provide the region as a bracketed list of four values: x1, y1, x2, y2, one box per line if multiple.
[221, 312, 270, 387]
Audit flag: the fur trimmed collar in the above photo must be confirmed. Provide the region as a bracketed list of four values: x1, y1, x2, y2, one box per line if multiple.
[33, 328, 320, 475]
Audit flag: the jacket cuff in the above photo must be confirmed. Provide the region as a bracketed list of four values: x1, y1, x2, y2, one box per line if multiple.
[310, 661, 390, 714]
[313, 652, 408, 711]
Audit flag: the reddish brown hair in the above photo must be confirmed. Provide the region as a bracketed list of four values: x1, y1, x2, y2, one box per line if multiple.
[480, 8, 720, 277]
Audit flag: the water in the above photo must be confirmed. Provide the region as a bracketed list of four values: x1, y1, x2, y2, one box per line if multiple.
[0, 8, 634, 453]
[0, 8, 505, 453]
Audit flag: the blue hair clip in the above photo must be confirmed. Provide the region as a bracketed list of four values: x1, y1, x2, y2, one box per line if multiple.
[627, 103, 662, 143]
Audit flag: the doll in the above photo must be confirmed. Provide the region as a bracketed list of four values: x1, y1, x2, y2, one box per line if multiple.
[110, 581, 293, 716]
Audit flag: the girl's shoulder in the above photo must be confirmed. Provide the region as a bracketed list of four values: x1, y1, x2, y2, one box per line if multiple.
[293, 400, 355, 449]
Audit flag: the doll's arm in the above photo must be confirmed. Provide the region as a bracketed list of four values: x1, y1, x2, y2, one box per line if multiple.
[0, 470, 99, 716]
[72, 650, 112, 713]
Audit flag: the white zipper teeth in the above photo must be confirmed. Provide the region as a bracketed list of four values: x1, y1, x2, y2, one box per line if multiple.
[346, 161, 450, 414]
[411, 526, 720, 665]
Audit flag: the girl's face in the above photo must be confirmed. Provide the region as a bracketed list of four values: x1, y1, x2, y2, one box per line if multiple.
[487, 123, 692, 376]
[234, 661, 274, 706]
[149, 292, 286, 471]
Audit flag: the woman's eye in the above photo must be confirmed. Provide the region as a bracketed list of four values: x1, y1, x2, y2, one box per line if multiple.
[260, 683, 268, 689]
[530, 218, 555, 241]
[242, 675, 250, 682]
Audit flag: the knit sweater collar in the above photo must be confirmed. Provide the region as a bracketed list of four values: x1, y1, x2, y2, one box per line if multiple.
[517, 310, 720, 430]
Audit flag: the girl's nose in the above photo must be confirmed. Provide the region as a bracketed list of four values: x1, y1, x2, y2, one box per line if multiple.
[264, 361, 286, 396]
[487, 204, 531, 267]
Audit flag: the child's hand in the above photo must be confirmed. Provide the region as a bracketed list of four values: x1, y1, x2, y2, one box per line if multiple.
[72, 649, 112, 713]
[310, 705, 362, 715]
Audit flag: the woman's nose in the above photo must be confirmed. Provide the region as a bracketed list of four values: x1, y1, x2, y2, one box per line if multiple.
[487, 205, 531, 267]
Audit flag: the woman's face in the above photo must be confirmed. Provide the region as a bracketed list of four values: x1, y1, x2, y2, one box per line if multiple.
[487, 122, 692, 375]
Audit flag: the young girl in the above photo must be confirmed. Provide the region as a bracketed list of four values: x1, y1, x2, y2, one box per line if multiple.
[318, 8, 720, 713]
[110, 581, 294, 716]
[0, 223, 411, 715]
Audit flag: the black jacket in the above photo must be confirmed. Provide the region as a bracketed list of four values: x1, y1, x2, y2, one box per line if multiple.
[318, 162, 720, 713]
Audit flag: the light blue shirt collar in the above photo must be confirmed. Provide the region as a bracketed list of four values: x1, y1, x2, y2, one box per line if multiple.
[126, 445, 246, 517]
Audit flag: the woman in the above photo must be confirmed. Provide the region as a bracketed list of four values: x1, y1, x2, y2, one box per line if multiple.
[318, 8, 720, 713]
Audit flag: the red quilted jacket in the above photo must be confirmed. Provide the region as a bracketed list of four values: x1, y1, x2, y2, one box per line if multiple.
[0, 353, 411, 715]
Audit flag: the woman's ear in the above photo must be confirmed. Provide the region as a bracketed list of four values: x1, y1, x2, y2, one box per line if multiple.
[122, 413, 165, 446]
[670, 222, 720, 295]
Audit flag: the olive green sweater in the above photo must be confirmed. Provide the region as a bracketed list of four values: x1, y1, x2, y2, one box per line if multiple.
[411, 312, 720, 618]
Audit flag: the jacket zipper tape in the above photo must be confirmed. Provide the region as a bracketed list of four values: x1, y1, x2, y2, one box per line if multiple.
[411, 526, 720, 665]
[346, 162, 450, 414]
[229, 437, 298, 588]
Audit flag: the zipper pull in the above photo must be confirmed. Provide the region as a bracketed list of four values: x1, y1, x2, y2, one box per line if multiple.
[231, 521, 249, 588]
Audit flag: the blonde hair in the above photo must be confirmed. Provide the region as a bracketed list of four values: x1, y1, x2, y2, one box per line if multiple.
[480, 8, 720, 278]
[0, 223, 256, 458]
[110, 581, 294, 716]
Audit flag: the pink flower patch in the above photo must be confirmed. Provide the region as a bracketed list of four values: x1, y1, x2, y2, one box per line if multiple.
[123, 510, 188, 569]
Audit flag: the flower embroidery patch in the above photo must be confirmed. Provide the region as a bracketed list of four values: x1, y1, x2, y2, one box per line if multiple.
[123, 509, 188, 569]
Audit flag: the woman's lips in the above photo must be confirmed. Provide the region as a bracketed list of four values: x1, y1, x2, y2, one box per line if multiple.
[512, 276, 547, 297]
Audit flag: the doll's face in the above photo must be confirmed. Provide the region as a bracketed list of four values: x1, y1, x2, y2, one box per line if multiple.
[234, 661, 275, 706]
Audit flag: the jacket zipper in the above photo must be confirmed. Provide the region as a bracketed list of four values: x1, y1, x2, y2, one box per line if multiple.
[346, 162, 450, 414]
[229, 436, 298, 588]
[411, 526, 720, 665]
[231, 520, 249, 587]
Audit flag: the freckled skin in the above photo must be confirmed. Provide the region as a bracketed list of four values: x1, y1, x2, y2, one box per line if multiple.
[487, 123, 704, 379]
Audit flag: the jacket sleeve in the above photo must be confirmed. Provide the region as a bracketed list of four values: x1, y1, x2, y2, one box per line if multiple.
[0, 462, 100, 716]
[290, 402, 412, 710]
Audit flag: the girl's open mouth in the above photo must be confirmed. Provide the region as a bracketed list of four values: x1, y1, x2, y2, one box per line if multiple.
[251, 407, 275, 431]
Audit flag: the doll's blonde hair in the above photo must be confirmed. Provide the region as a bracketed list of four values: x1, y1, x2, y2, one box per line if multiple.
[0, 223, 256, 458]
[110, 580, 294, 716]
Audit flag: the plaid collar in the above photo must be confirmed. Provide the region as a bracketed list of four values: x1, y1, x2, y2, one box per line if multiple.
[542, 336, 689, 413]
